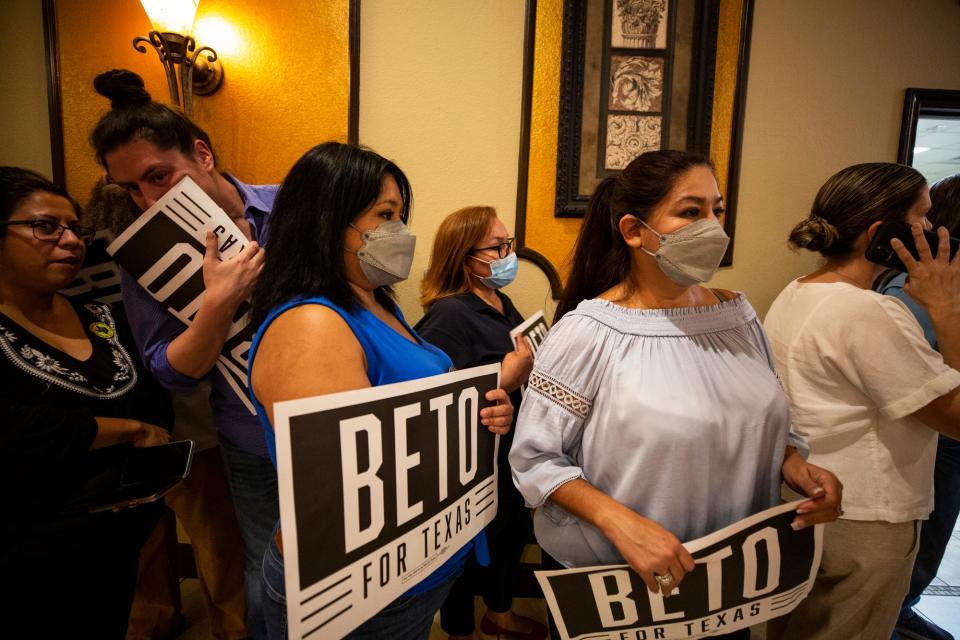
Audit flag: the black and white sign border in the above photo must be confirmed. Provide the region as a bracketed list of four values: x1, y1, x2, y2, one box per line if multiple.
[273, 363, 502, 639]
[536, 501, 824, 640]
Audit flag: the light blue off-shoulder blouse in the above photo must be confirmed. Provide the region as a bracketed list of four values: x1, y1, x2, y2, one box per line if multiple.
[509, 295, 801, 567]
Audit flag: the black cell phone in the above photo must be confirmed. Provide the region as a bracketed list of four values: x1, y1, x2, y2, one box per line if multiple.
[865, 220, 960, 272]
[120, 439, 195, 485]
[88, 440, 195, 513]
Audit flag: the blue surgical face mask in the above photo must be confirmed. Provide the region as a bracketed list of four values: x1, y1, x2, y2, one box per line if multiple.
[469, 251, 518, 289]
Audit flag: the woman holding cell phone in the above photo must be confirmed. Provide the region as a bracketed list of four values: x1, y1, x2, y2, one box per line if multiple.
[0, 167, 171, 639]
[764, 162, 960, 639]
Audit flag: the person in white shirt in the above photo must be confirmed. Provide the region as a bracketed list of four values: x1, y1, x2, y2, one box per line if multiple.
[764, 162, 960, 640]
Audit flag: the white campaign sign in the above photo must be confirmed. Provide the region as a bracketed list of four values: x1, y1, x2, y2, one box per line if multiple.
[106, 176, 256, 412]
[509, 309, 549, 356]
[273, 364, 502, 639]
[536, 501, 823, 640]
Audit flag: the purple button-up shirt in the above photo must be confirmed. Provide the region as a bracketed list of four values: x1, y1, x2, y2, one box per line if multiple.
[120, 175, 280, 456]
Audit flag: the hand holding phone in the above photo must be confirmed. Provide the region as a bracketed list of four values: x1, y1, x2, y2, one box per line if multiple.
[133, 423, 171, 447]
[866, 220, 960, 272]
[88, 440, 195, 513]
[881, 222, 960, 318]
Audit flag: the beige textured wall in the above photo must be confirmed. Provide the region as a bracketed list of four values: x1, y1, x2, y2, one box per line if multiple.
[0, 0, 53, 176]
[9, 1, 960, 322]
[709, 0, 960, 316]
[358, 0, 555, 324]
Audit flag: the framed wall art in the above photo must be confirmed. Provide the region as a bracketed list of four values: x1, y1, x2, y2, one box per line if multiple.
[552, 0, 752, 266]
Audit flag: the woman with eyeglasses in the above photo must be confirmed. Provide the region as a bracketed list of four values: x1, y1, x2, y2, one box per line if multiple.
[415, 206, 542, 640]
[0, 166, 172, 639]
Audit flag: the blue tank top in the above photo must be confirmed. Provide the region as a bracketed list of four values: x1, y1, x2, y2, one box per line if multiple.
[247, 295, 488, 594]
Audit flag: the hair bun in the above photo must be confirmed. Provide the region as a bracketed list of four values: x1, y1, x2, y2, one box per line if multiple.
[788, 214, 840, 252]
[94, 69, 151, 109]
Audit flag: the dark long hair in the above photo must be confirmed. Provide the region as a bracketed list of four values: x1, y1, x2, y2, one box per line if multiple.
[788, 163, 926, 258]
[555, 150, 712, 320]
[90, 69, 215, 167]
[928, 173, 960, 234]
[84, 179, 141, 236]
[0, 166, 82, 230]
[250, 142, 412, 328]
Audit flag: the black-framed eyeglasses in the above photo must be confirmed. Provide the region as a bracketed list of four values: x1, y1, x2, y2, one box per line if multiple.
[471, 237, 515, 259]
[0, 219, 96, 245]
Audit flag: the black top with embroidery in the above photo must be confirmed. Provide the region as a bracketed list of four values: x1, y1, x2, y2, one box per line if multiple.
[0, 298, 172, 556]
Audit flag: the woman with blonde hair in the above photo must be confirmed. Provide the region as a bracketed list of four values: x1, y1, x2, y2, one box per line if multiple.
[415, 206, 543, 640]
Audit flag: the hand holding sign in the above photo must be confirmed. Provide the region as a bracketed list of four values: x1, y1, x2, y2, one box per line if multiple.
[537, 501, 825, 640]
[602, 501, 696, 597]
[202, 230, 264, 311]
[508, 311, 549, 395]
[501, 335, 534, 392]
[552, 480, 696, 597]
[509, 310, 550, 356]
[480, 387, 515, 435]
[107, 176, 261, 413]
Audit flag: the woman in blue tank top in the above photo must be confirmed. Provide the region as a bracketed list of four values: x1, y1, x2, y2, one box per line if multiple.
[246, 142, 515, 640]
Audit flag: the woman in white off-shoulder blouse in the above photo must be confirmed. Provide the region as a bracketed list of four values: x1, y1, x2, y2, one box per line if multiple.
[508, 151, 842, 633]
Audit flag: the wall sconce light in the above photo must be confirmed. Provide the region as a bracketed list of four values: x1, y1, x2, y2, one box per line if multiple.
[133, 0, 224, 116]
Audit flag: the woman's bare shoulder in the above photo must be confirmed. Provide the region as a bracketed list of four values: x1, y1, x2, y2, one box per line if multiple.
[266, 302, 352, 336]
[253, 303, 368, 402]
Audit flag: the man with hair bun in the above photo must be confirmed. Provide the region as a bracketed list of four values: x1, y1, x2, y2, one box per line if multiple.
[90, 68, 279, 638]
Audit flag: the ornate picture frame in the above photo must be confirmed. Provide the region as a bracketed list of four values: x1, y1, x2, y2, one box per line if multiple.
[552, 0, 752, 266]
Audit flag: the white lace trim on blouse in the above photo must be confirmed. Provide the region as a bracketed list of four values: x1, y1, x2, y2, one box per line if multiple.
[528, 369, 592, 420]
